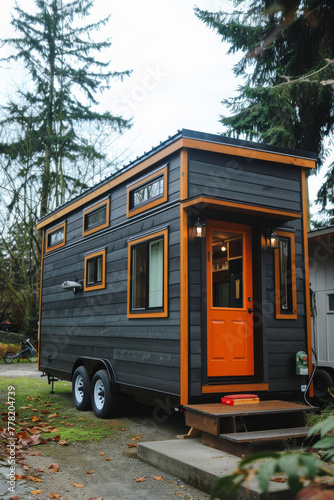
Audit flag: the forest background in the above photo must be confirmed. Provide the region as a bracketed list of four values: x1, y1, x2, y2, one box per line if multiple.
[0, 0, 333, 336]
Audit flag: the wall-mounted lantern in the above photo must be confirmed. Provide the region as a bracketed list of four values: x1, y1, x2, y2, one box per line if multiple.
[62, 280, 82, 294]
[267, 230, 279, 249]
[192, 217, 206, 238]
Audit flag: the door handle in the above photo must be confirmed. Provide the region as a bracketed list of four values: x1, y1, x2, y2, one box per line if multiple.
[248, 308, 253, 314]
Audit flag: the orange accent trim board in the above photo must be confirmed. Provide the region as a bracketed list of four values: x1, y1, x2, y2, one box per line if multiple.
[202, 383, 269, 394]
[302, 169, 313, 397]
[37, 136, 314, 231]
[127, 228, 168, 318]
[37, 139, 183, 230]
[126, 165, 168, 218]
[180, 148, 188, 200]
[45, 221, 66, 253]
[38, 230, 45, 370]
[180, 207, 189, 405]
[182, 138, 316, 169]
[181, 196, 302, 220]
[83, 198, 110, 237]
[274, 230, 297, 319]
[84, 248, 106, 291]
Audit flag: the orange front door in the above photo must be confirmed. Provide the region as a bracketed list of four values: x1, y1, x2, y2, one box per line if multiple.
[207, 221, 254, 377]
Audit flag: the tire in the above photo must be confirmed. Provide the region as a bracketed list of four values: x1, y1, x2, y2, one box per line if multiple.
[72, 366, 91, 411]
[3, 352, 14, 364]
[313, 368, 334, 400]
[91, 369, 115, 419]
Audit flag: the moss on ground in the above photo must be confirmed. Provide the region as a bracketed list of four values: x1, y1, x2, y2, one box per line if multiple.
[0, 376, 125, 443]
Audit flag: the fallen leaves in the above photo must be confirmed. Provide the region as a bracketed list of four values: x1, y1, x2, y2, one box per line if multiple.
[135, 477, 146, 482]
[86, 470, 95, 474]
[14, 473, 42, 482]
[48, 494, 62, 499]
[31, 493, 43, 496]
[127, 443, 137, 448]
[58, 440, 69, 446]
[71, 483, 85, 488]
[99, 451, 105, 456]
[46, 463, 60, 473]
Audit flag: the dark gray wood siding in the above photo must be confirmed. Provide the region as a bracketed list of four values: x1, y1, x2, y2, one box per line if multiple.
[188, 150, 302, 213]
[40, 154, 181, 396]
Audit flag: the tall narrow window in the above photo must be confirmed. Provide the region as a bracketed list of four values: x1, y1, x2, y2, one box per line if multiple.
[46, 222, 66, 253]
[84, 249, 106, 291]
[128, 229, 168, 318]
[83, 198, 110, 237]
[274, 230, 297, 319]
[127, 165, 168, 218]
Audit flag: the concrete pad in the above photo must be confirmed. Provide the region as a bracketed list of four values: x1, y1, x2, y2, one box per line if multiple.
[138, 438, 294, 500]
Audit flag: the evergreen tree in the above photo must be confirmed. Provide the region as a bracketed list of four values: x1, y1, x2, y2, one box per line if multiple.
[195, 1, 334, 222]
[1, 0, 131, 218]
[0, 0, 131, 333]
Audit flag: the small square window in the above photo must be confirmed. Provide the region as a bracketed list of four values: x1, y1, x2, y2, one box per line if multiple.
[127, 165, 168, 218]
[84, 249, 106, 291]
[329, 294, 334, 312]
[46, 222, 66, 253]
[83, 199, 110, 237]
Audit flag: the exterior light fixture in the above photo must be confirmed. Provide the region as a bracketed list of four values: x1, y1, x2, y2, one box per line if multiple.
[192, 217, 206, 238]
[267, 230, 279, 249]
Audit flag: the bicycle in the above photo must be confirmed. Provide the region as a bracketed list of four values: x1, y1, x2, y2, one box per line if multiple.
[3, 339, 38, 364]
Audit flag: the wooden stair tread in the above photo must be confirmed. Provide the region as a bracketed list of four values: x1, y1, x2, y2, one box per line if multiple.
[219, 427, 312, 443]
[184, 400, 316, 417]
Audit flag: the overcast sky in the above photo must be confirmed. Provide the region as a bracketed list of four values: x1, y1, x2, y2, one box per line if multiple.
[0, 0, 325, 211]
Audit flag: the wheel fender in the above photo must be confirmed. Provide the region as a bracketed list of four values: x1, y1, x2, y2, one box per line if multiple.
[71, 357, 117, 386]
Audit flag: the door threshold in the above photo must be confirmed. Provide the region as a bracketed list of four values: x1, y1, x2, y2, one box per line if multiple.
[202, 383, 269, 394]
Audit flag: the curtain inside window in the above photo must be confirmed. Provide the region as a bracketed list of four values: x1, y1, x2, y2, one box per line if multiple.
[149, 239, 163, 308]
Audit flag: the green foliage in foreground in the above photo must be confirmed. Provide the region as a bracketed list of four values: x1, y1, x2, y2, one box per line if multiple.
[211, 415, 334, 498]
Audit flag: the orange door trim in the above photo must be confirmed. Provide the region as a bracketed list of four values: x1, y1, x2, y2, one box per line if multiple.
[206, 220, 254, 378]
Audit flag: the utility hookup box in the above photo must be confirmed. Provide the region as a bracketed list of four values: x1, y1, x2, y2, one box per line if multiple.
[296, 351, 309, 375]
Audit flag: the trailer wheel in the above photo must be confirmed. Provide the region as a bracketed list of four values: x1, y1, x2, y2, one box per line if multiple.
[72, 366, 91, 411]
[313, 369, 334, 400]
[91, 369, 115, 419]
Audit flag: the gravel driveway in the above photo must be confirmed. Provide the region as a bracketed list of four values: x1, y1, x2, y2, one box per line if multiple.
[1, 362, 210, 500]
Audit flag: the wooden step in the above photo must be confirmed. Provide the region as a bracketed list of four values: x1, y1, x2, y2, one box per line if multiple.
[220, 426, 312, 443]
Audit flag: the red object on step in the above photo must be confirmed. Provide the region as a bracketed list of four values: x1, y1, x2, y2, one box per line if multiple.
[221, 394, 260, 405]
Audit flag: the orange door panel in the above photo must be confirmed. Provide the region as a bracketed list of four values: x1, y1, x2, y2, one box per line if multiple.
[207, 221, 254, 377]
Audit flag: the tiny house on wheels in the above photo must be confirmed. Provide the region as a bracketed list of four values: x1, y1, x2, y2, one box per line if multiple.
[37, 129, 316, 419]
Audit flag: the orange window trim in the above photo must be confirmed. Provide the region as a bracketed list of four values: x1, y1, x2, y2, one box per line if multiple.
[83, 198, 110, 237]
[45, 221, 66, 253]
[126, 165, 168, 218]
[202, 383, 269, 394]
[84, 248, 106, 292]
[127, 228, 168, 318]
[274, 230, 297, 319]
[180, 148, 188, 201]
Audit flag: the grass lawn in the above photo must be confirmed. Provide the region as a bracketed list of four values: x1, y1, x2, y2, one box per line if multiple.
[0, 376, 125, 443]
